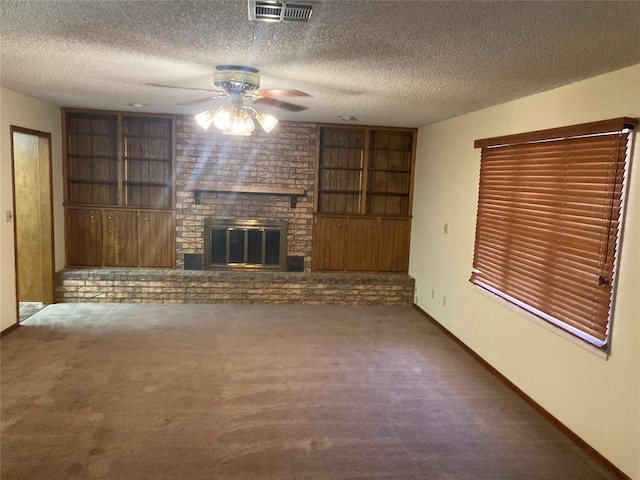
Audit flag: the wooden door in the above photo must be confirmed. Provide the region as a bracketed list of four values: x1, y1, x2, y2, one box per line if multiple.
[66, 208, 103, 266]
[104, 210, 138, 267]
[312, 216, 346, 271]
[11, 128, 55, 304]
[344, 217, 378, 271]
[139, 211, 175, 267]
[377, 218, 411, 272]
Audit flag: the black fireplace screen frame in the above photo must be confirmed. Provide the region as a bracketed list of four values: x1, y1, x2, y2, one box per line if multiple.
[203, 219, 288, 270]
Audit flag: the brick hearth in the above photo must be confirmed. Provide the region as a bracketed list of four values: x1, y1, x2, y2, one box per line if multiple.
[56, 269, 415, 306]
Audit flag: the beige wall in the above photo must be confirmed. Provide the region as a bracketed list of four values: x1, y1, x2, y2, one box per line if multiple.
[0, 88, 64, 332]
[410, 64, 640, 479]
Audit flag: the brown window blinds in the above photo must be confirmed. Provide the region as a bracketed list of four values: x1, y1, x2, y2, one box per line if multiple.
[472, 118, 636, 348]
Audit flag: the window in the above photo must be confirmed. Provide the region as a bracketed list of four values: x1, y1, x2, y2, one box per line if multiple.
[471, 118, 636, 348]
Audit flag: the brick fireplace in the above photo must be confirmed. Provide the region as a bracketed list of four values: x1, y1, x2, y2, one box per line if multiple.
[174, 116, 316, 271]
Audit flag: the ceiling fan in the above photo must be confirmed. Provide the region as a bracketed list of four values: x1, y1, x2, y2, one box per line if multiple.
[148, 65, 309, 135]
[153, 65, 308, 109]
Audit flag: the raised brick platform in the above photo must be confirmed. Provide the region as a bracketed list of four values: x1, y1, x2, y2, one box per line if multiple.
[56, 269, 415, 306]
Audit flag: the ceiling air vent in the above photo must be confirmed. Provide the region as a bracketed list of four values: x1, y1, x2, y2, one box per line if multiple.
[249, 0, 313, 23]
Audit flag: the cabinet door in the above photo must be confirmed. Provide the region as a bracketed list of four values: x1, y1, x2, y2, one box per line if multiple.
[139, 211, 175, 268]
[377, 219, 411, 272]
[345, 217, 378, 271]
[104, 210, 138, 267]
[66, 208, 103, 266]
[312, 216, 346, 271]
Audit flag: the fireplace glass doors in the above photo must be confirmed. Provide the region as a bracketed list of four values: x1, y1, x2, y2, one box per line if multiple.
[204, 219, 287, 270]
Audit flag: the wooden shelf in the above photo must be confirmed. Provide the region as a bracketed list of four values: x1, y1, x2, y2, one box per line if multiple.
[318, 189, 362, 195]
[68, 178, 117, 184]
[124, 181, 171, 187]
[123, 156, 172, 163]
[188, 183, 306, 208]
[319, 166, 363, 171]
[368, 168, 411, 173]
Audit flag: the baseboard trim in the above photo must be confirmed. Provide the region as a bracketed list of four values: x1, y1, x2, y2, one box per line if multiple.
[0, 322, 20, 337]
[412, 303, 631, 480]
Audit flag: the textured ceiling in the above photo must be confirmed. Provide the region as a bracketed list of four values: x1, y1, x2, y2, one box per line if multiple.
[1, 0, 639, 127]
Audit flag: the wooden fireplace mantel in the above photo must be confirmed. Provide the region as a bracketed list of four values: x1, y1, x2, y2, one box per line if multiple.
[187, 183, 306, 208]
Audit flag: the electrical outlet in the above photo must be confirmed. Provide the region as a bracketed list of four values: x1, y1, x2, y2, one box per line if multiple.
[443, 223, 449, 234]
[442, 296, 447, 307]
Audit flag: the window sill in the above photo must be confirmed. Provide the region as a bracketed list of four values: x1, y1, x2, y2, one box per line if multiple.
[472, 284, 609, 360]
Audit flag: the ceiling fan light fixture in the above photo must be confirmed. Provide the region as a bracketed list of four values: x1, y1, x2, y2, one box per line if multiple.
[213, 107, 232, 130]
[196, 105, 279, 135]
[253, 109, 279, 133]
[222, 107, 255, 136]
[195, 109, 216, 130]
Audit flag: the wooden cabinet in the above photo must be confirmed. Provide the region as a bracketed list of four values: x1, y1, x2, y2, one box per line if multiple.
[344, 217, 377, 271]
[311, 216, 346, 271]
[376, 218, 411, 272]
[65, 208, 174, 268]
[314, 125, 415, 273]
[139, 211, 175, 268]
[313, 216, 411, 273]
[63, 109, 176, 268]
[104, 210, 139, 267]
[66, 208, 103, 266]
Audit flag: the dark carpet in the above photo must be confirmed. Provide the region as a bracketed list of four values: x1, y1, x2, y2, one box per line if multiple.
[1, 303, 615, 479]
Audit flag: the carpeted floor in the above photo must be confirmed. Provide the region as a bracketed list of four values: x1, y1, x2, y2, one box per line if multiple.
[1, 303, 615, 479]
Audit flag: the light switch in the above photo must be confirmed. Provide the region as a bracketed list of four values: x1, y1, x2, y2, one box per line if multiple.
[6, 210, 13, 222]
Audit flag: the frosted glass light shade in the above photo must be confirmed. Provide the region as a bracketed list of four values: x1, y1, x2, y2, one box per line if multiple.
[213, 108, 232, 130]
[222, 108, 255, 136]
[195, 109, 215, 130]
[254, 110, 278, 133]
[195, 105, 278, 135]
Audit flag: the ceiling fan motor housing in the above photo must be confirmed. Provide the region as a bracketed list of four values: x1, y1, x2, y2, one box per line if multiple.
[214, 65, 260, 94]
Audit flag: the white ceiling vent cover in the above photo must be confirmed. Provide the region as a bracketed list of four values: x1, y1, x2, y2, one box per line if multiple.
[249, 0, 313, 22]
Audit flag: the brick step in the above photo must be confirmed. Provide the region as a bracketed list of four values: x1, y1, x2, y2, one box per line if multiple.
[56, 269, 415, 306]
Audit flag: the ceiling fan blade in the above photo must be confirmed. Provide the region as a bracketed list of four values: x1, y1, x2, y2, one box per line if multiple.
[177, 96, 226, 106]
[146, 82, 220, 93]
[253, 89, 310, 99]
[253, 97, 308, 112]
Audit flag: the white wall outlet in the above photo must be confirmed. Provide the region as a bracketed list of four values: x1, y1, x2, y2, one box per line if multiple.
[443, 223, 449, 234]
[442, 296, 447, 306]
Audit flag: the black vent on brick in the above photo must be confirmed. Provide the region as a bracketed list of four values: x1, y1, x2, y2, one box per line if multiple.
[249, 0, 313, 22]
[286, 255, 304, 272]
[184, 254, 203, 270]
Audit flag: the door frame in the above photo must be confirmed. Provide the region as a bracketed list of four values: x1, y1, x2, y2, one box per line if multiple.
[10, 125, 56, 321]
